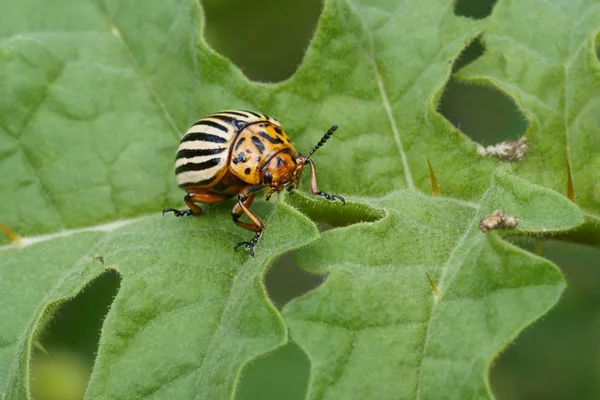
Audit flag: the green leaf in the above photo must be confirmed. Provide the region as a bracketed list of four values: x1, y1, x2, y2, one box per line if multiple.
[2, 202, 318, 399]
[284, 170, 582, 399]
[0, 0, 592, 399]
[458, 0, 600, 218]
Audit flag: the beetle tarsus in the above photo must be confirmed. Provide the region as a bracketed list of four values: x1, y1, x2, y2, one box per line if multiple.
[317, 191, 345, 205]
[162, 208, 193, 217]
[234, 231, 262, 257]
[265, 189, 278, 201]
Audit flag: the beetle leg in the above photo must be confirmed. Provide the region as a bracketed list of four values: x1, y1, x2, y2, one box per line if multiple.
[306, 159, 345, 204]
[163, 192, 229, 217]
[232, 185, 265, 257]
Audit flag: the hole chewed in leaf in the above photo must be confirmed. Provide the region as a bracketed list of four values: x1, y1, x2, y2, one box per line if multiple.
[241, 189, 381, 400]
[440, 36, 529, 150]
[453, 0, 497, 19]
[264, 252, 325, 309]
[30, 269, 121, 400]
[285, 191, 384, 230]
[202, 0, 323, 82]
[262, 191, 384, 322]
[451, 35, 485, 73]
[255, 192, 385, 395]
[439, 78, 528, 146]
[236, 341, 310, 400]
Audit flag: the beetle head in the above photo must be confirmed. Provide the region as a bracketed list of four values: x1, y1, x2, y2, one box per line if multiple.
[261, 124, 338, 199]
[260, 151, 299, 191]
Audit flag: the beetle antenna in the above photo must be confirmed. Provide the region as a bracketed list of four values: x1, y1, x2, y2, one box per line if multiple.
[302, 125, 338, 163]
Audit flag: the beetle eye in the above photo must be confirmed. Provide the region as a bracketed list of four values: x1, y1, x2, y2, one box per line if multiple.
[264, 171, 273, 185]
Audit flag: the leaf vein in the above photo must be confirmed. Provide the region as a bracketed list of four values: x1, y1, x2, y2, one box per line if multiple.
[344, 0, 415, 189]
[93, 7, 182, 140]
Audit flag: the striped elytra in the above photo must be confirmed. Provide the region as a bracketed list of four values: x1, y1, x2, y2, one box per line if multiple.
[175, 110, 284, 191]
[164, 110, 345, 257]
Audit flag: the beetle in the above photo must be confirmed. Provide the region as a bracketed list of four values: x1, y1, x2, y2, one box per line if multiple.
[163, 110, 345, 256]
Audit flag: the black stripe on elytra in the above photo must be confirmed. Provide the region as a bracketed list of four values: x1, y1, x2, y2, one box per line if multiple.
[209, 114, 237, 125]
[175, 157, 221, 174]
[181, 132, 228, 144]
[251, 136, 265, 153]
[210, 114, 248, 131]
[243, 110, 263, 119]
[180, 175, 217, 187]
[274, 126, 283, 135]
[176, 147, 227, 159]
[191, 120, 228, 132]
[258, 130, 283, 144]
[234, 137, 246, 151]
[216, 110, 250, 118]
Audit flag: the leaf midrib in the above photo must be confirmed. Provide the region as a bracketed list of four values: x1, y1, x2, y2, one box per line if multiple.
[343, 0, 415, 190]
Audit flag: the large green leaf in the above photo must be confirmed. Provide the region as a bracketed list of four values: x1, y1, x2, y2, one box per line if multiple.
[284, 170, 581, 399]
[0, 0, 591, 399]
[2, 202, 319, 399]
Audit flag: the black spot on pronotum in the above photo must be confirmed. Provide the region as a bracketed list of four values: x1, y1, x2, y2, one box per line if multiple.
[258, 131, 283, 144]
[232, 152, 247, 164]
[252, 136, 266, 153]
[256, 157, 261, 162]
[246, 149, 252, 154]
[234, 137, 246, 151]
[244, 168, 251, 175]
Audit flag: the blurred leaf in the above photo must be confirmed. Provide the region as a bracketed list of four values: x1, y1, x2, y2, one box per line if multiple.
[30, 349, 90, 400]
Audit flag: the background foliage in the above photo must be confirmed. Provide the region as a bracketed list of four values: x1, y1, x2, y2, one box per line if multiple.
[1, 0, 599, 399]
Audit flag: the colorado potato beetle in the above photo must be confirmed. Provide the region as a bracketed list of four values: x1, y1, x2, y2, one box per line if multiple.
[163, 110, 344, 256]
